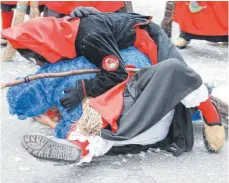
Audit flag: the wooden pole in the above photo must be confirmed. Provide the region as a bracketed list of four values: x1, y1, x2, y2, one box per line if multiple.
[0, 67, 139, 89]
[160, 1, 176, 38]
[1, 66, 228, 126]
[1, 1, 28, 61]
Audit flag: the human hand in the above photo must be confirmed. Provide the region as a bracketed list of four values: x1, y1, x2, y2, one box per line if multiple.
[70, 7, 100, 18]
[33, 114, 53, 125]
[59, 81, 85, 112]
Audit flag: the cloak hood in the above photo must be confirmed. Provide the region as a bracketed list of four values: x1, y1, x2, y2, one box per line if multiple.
[2, 16, 80, 63]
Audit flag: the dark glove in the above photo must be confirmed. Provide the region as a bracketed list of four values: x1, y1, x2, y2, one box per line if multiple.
[59, 80, 86, 112]
[70, 6, 100, 18]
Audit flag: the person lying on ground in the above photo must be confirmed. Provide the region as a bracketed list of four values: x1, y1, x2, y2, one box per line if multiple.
[1, 7, 225, 164]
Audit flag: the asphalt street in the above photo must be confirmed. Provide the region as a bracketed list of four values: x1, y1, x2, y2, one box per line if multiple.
[0, 1, 228, 183]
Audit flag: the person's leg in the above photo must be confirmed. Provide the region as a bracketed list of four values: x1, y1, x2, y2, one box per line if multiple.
[181, 84, 221, 126]
[21, 133, 114, 163]
[33, 114, 58, 129]
[181, 84, 225, 152]
[38, 5, 45, 14]
[176, 31, 228, 48]
[21, 98, 114, 163]
[21, 134, 82, 162]
[181, 33, 228, 43]
[179, 31, 192, 41]
[26, 4, 45, 17]
[175, 31, 191, 49]
[1, 3, 15, 46]
[1, 3, 14, 29]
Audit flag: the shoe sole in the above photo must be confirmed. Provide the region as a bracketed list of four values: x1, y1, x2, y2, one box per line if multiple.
[21, 134, 81, 162]
[202, 101, 225, 153]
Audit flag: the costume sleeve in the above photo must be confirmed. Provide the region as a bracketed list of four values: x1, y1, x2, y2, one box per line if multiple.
[146, 22, 186, 64]
[80, 31, 128, 97]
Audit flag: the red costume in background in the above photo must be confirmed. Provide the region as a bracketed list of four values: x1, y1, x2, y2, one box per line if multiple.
[1, 1, 46, 30]
[173, 1, 228, 36]
[45, 1, 125, 15]
[1, 1, 124, 30]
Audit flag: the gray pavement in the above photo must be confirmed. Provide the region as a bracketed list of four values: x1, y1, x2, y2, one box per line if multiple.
[0, 1, 228, 183]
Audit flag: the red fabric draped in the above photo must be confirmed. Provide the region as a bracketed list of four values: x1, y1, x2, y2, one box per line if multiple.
[173, 1, 228, 36]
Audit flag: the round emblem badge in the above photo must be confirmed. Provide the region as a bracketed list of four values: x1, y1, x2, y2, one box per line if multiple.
[102, 55, 120, 71]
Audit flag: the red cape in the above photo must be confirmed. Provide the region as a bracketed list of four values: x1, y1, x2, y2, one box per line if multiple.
[2, 16, 80, 63]
[173, 1, 228, 36]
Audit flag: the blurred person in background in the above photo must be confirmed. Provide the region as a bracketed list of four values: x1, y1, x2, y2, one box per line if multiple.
[161, 1, 228, 49]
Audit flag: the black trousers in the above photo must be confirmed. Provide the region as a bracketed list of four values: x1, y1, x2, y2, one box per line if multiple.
[180, 31, 228, 42]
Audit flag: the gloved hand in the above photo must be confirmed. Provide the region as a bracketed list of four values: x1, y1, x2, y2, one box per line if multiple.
[70, 6, 100, 18]
[59, 80, 86, 112]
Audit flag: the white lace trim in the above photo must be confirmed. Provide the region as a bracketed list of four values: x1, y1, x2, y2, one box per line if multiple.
[68, 131, 114, 164]
[181, 84, 209, 108]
